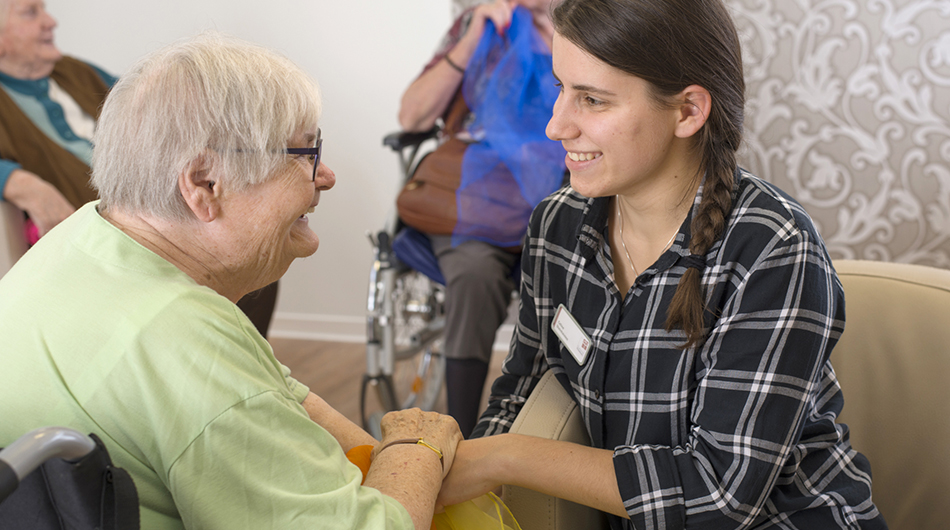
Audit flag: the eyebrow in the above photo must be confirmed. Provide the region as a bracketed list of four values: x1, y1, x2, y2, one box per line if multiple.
[552, 70, 617, 97]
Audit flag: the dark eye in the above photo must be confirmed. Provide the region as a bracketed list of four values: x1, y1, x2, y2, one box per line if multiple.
[584, 95, 604, 107]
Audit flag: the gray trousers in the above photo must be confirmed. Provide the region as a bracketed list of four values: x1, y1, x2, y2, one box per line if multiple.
[430, 235, 518, 363]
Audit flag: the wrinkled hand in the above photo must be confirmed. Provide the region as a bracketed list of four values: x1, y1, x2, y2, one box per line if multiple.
[375, 408, 463, 479]
[3, 169, 75, 237]
[467, 0, 515, 40]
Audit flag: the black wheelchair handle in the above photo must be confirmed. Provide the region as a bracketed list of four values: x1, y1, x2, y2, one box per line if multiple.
[382, 126, 440, 152]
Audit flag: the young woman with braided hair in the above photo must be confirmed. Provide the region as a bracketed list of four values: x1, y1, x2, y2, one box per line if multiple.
[438, 0, 887, 528]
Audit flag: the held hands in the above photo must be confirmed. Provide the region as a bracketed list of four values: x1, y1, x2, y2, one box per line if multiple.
[374, 408, 463, 480]
[436, 436, 503, 508]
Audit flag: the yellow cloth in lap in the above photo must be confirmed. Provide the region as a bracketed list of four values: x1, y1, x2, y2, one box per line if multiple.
[433, 493, 522, 530]
[345, 446, 522, 530]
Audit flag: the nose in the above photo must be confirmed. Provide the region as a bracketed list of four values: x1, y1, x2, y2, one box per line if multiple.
[545, 93, 573, 142]
[314, 162, 335, 191]
[42, 8, 57, 30]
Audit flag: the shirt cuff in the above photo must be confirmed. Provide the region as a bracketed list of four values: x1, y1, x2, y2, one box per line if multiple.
[0, 159, 22, 201]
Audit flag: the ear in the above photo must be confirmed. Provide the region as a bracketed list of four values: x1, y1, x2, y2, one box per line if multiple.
[674, 85, 711, 139]
[178, 151, 220, 223]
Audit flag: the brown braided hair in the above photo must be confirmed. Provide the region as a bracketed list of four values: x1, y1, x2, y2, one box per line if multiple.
[552, 0, 745, 348]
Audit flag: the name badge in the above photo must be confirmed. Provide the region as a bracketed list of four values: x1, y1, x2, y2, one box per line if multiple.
[552, 304, 593, 366]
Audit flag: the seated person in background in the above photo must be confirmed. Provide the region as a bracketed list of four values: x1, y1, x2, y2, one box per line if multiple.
[0, 0, 115, 239]
[0, 32, 461, 530]
[398, 0, 565, 437]
[0, 0, 277, 335]
[440, 0, 887, 528]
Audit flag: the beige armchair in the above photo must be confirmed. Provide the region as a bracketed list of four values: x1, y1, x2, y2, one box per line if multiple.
[0, 201, 27, 277]
[504, 259, 950, 530]
[832, 259, 950, 530]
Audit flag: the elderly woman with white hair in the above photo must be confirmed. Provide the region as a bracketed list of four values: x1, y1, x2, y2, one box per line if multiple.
[0, 33, 460, 530]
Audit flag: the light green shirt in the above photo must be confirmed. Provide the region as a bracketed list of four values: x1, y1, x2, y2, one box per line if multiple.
[0, 203, 413, 530]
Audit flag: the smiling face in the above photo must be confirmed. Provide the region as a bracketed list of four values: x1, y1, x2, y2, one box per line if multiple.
[224, 128, 336, 286]
[0, 0, 61, 79]
[545, 33, 698, 200]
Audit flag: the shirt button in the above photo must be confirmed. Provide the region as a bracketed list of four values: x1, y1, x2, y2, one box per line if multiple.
[594, 389, 601, 400]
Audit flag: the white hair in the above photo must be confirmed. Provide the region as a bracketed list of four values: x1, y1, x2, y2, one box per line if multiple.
[92, 32, 322, 220]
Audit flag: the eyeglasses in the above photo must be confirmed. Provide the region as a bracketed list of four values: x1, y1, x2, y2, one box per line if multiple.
[285, 128, 323, 182]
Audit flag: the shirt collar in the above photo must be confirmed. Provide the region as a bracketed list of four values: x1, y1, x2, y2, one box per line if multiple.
[0, 69, 49, 97]
[574, 194, 610, 263]
[572, 169, 745, 276]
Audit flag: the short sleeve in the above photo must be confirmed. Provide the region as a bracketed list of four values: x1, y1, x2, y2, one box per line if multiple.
[170, 391, 414, 530]
[279, 362, 310, 403]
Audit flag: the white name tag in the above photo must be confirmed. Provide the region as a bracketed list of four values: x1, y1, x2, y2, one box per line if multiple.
[552, 304, 593, 366]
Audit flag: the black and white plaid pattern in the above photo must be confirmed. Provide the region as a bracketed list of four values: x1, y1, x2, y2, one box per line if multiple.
[474, 169, 885, 529]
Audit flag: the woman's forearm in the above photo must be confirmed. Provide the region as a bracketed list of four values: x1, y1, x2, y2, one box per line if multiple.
[398, 4, 494, 131]
[441, 433, 629, 518]
[398, 61, 464, 132]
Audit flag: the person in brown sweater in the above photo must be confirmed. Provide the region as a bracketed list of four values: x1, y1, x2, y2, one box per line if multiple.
[0, 0, 278, 336]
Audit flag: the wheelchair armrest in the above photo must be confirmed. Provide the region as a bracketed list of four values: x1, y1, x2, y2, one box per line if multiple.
[382, 126, 440, 152]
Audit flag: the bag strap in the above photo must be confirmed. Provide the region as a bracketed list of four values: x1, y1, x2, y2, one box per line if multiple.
[441, 90, 470, 137]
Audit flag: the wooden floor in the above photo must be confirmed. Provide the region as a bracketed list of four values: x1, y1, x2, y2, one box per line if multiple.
[270, 338, 505, 427]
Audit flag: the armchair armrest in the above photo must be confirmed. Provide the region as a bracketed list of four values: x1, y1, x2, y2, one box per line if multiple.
[502, 371, 609, 530]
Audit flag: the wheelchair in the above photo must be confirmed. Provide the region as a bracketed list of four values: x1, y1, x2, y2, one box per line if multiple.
[0, 426, 139, 529]
[361, 126, 448, 439]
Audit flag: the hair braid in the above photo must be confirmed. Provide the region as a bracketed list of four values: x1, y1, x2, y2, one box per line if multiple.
[665, 142, 735, 348]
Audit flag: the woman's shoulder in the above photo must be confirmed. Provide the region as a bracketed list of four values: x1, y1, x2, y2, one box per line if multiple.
[730, 168, 824, 245]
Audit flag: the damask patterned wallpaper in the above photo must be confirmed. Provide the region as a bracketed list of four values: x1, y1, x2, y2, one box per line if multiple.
[728, 0, 950, 267]
[451, 0, 950, 267]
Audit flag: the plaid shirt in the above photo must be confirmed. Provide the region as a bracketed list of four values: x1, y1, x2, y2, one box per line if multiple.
[473, 170, 885, 529]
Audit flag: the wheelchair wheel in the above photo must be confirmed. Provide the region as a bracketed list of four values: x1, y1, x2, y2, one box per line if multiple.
[362, 268, 446, 438]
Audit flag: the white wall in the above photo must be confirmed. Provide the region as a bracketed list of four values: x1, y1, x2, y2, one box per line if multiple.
[49, 0, 453, 341]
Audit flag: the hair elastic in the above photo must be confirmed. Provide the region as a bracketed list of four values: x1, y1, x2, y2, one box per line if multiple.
[680, 254, 706, 271]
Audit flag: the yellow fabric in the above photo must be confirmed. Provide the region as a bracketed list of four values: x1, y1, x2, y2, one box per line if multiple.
[434, 493, 522, 530]
[345, 445, 522, 530]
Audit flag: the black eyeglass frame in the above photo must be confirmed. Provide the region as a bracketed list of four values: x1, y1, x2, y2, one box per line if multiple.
[285, 128, 322, 181]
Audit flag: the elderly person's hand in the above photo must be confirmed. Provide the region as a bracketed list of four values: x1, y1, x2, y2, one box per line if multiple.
[3, 169, 75, 237]
[374, 408, 463, 478]
[364, 409, 461, 529]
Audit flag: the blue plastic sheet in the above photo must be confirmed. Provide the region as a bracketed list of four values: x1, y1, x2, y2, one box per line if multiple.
[453, 6, 565, 248]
